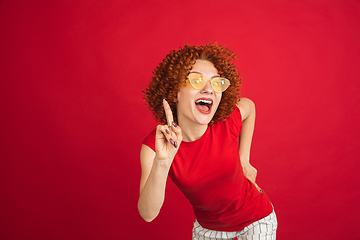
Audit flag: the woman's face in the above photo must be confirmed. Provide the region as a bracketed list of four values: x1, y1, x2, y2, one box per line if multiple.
[176, 59, 222, 126]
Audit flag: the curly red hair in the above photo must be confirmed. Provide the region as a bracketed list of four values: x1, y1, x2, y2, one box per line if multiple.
[143, 42, 241, 126]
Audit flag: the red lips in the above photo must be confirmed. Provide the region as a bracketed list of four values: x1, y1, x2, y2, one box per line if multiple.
[195, 98, 213, 114]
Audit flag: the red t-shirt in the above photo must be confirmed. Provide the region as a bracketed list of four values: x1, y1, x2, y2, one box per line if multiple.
[142, 106, 273, 231]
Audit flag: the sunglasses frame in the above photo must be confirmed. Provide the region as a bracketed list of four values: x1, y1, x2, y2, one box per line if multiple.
[187, 73, 230, 93]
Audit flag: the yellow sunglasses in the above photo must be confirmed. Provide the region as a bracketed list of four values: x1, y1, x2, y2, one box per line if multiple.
[187, 73, 230, 93]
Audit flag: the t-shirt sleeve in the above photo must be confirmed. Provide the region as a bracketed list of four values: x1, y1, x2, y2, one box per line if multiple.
[142, 129, 157, 152]
[227, 105, 243, 137]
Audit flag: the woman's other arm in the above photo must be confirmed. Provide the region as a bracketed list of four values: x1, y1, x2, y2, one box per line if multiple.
[236, 98, 261, 191]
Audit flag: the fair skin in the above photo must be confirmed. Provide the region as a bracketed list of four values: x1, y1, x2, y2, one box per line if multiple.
[138, 60, 260, 222]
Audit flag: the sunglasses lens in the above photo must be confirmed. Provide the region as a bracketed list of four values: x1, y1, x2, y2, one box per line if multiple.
[188, 73, 230, 92]
[212, 78, 230, 92]
[188, 73, 206, 89]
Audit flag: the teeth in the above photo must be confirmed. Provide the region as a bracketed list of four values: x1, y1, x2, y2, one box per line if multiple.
[195, 99, 213, 104]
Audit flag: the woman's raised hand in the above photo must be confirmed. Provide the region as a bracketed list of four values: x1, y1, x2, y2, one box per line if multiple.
[154, 99, 183, 164]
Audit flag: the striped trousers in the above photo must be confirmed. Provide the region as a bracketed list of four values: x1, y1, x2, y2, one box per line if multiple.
[192, 209, 278, 240]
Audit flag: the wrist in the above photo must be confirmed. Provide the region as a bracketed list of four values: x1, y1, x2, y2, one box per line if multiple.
[153, 155, 173, 170]
[240, 156, 250, 163]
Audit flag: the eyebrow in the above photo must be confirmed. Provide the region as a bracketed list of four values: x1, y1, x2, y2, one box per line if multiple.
[189, 71, 220, 79]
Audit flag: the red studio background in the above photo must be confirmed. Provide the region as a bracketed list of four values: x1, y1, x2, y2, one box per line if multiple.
[1, 1, 359, 239]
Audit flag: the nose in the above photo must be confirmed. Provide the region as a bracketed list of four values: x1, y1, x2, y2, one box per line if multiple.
[201, 80, 214, 94]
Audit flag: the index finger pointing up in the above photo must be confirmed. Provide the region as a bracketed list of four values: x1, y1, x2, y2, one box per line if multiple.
[163, 99, 174, 127]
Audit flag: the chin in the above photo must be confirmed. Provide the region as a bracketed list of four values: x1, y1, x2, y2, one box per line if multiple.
[194, 113, 216, 125]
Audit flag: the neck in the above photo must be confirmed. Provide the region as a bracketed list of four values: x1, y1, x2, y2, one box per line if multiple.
[178, 118, 208, 142]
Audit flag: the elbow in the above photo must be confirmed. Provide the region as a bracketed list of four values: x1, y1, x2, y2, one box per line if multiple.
[142, 215, 155, 222]
[138, 203, 158, 222]
[139, 212, 157, 223]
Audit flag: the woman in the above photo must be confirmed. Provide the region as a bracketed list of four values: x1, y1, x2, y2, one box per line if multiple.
[138, 43, 277, 239]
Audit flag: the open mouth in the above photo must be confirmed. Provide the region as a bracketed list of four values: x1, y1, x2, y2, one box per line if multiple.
[195, 98, 213, 114]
